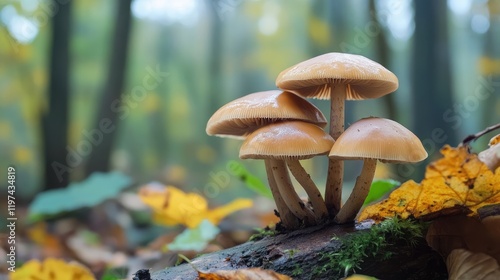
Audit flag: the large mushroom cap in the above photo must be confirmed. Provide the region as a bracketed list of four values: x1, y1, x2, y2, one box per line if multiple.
[329, 117, 427, 163]
[206, 90, 327, 138]
[276, 53, 399, 100]
[240, 121, 334, 160]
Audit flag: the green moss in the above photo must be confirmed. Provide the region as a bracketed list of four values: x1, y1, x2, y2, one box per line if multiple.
[249, 227, 277, 241]
[314, 217, 427, 278]
[284, 248, 300, 258]
[291, 263, 304, 277]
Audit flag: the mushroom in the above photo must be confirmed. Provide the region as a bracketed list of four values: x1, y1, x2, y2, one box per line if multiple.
[478, 134, 500, 172]
[206, 90, 327, 138]
[329, 117, 427, 223]
[276, 53, 399, 215]
[206, 90, 327, 228]
[447, 249, 500, 280]
[240, 121, 334, 226]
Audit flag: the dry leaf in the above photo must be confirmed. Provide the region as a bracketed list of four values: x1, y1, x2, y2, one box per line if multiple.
[139, 183, 253, 228]
[447, 249, 500, 280]
[9, 258, 95, 280]
[359, 145, 500, 222]
[198, 268, 292, 280]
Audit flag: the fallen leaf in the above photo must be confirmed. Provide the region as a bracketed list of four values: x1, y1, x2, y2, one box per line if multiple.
[166, 219, 220, 252]
[28, 172, 132, 221]
[139, 183, 253, 228]
[198, 268, 292, 280]
[359, 145, 500, 222]
[9, 258, 95, 280]
[66, 230, 127, 267]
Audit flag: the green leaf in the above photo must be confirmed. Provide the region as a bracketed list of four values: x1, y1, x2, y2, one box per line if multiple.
[166, 219, 220, 252]
[363, 179, 400, 206]
[227, 160, 272, 198]
[28, 172, 132, 220]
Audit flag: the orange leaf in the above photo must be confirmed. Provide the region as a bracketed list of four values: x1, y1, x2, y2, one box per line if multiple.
[359, 145, 500, 222]
[198, 268, 292, 280]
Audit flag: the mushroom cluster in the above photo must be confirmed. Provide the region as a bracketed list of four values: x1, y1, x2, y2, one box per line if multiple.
[207, 52, 427, 229]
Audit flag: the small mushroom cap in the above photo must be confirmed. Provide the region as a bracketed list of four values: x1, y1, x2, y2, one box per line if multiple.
[206, 90, 327, 138]
[329, 117, 427, 163]
[276, 53, 398, 100]
[240, 121, 334, 160]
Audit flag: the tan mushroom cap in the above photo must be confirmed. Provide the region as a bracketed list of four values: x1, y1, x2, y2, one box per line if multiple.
[240, 121, 334, 160]
[206, 90, 327, 138]
[329, 117, 427, 163]
[276, 53, 399, 100]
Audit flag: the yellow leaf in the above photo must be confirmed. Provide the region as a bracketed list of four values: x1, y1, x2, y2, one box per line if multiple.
[9, 258, 94, 280]
[359, 145, 500, 222]
[198, 267, 292, 280]
[206, 199, 254, 226]
[139, 184, 252, 228]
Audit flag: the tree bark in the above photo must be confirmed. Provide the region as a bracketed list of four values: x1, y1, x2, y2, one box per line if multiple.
[43, 0, 72, 190]
[150, 222, 447, 280]
[85, 0, 132, 175]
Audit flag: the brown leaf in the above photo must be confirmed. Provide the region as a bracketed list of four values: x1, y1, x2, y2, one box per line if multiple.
[197, 268, 292, 280]
[359, 145, 500, 222]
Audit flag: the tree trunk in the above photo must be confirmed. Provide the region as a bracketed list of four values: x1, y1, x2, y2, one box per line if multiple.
[43, 0, 72, 190]
[85, 0, 132, 175]
[150, 222, 447, 280]
[411, 0, 455, 177]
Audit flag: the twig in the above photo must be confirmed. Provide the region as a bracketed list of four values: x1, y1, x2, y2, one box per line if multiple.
[460, 123, 500, 146]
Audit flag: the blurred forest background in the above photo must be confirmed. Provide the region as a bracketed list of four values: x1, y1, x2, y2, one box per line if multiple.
[1, 0, 500, 202]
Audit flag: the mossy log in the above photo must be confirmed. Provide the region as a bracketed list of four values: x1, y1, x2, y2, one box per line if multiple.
[150, 220, 447, 280]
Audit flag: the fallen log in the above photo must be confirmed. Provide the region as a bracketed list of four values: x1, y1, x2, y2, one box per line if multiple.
[150, 219, 447, 280]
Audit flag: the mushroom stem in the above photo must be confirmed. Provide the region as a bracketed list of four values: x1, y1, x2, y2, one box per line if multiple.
[325, 83, 346, 216]
[334, 158, 376, 224]
[265, 160, 300, 229]
[270, 159, 316, 224]
[287, 160, 328, 220]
